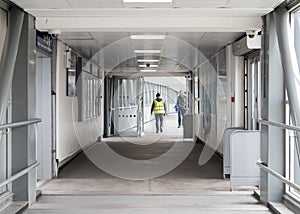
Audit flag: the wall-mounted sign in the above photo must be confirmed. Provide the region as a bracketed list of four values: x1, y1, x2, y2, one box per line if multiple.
[36, 31, 52, 54]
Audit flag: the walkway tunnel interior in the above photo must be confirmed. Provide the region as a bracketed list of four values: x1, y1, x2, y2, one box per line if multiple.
[23, 30, 270, 213]
[1, 0, 300, 213]
[26, 30, 244, 183]
[44, 31, 247, 184]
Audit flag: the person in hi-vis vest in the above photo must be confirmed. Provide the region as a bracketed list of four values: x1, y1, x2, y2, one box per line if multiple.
[151, 93, 167, 133]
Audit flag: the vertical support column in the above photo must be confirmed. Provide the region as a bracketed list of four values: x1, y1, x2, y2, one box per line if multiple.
[77, 56, 84, 122]
[191, 71, 195, 115]
[0, 6, 8, 196]
[274, 7, 300, 162]
[260, 13, 285, 203]
[113, 77, 118, 135]
[11, 13, 36, 203]
[51, 39, 58, 178]
[137, 76, 144, 137]
[184, 73, 194, 139]
[234, 54, 245, 128]
[104, 76, 110, 137]
[226, 46, 233, 127]
[226, 46, 244, 128]
[0, 7, 24, 125]
[186, 73, 193, 115]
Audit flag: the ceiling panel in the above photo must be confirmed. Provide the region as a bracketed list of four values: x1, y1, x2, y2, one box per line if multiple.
[123, 2, 173, 8]
[199, 32, 243, 44]
[132, 39, 165, 46]
[226, 0, 283, 8]
[59, 32, 94, 40]
[59, 31, 243, 70]
[68, 0, 123, 8]
[174, 0, 283, 9]
[11, 0, 72, 9]
[11, 0, 284, 10]
[168, 32, 205, 46]
[132, 42, 164, 51]
[173, 0, 226, 8]
[63, 39, 101, 58]
[91, 32, 129, 46]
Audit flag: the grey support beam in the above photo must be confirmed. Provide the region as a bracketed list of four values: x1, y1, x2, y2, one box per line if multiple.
[274, 7, 300, 162]
[11, 12, 36, 203]
[274, 7, 300, 132]
[0, 7, 24, 125]
[260, 13, 285, 203]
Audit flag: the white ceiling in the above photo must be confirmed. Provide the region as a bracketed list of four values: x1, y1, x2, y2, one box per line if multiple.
[11, 0, 283, 9]
[11, 0, 283, 33]
[59, 32, 242, 70]
[10, 0, 284, 74]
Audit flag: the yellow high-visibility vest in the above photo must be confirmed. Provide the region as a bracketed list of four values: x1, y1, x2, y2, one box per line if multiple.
[153, 100, 165, 114]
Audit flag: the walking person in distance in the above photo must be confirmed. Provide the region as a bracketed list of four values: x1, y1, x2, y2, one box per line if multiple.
[176, 90, 186, 128]
[151, 93, 167, 133]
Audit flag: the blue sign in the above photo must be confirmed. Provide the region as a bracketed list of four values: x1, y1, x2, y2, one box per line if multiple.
[36, 31, 52, 54]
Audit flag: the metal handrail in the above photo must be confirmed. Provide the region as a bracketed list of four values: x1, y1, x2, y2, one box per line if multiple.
[0, 162, 39, 188]
[257, 161, 300, 191]
[118, 106, 138, 110]
[257, 118, 300, 132]
[0, 118, 41, 130]
[257, 118, 300, 191]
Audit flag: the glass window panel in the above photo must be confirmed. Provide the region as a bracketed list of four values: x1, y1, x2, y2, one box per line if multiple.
[287, 8, 300, 200]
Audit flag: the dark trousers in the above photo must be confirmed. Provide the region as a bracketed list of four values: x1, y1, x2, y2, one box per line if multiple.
[178, 108, 185, 126]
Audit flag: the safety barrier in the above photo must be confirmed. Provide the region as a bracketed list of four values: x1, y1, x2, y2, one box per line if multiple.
[257, 118, 300, 192]
[0, 118, 41, 189]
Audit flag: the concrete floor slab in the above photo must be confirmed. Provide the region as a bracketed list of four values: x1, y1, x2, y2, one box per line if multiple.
[25, 115, 271, 213]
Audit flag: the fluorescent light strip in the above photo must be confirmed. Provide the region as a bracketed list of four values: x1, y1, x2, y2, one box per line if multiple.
[124, 0, 172, 3]
[130, 35, 166, 40]
[139, 64, 158, 68]
[135, 50, 161, 54]
[140, 69, 157, 72]
[137, 59, 159, 63]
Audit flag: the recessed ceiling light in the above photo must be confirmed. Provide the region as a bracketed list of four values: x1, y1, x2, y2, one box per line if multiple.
[130, 35, 166, 40]
[137, 59, 159, 63]
[124, 0, 172, 3]
[139, 64, 158, 68]
[140, 69, 157, 72]
[135, 50, 161, 54]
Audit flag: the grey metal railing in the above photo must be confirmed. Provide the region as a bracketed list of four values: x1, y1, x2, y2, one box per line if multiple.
[0, 162, 39, 189]
[257, 118, 300, 191]
[257, 118, 300, 132]
[0, 118, 41, 130]
[0, 118, 41, 187]
[257, 161, 300, 191]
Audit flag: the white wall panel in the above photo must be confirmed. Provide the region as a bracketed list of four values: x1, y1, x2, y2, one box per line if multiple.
[56, 41, 103, 163]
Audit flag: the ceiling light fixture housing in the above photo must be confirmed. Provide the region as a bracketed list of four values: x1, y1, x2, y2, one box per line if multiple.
[140, 69, 157, 72]
[124, 0, 172, 3]
[137, 59, 159, 63]
[135, 50, 161, 54]
[139, 64, 158, 68]
[130, 35, 166, 40]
